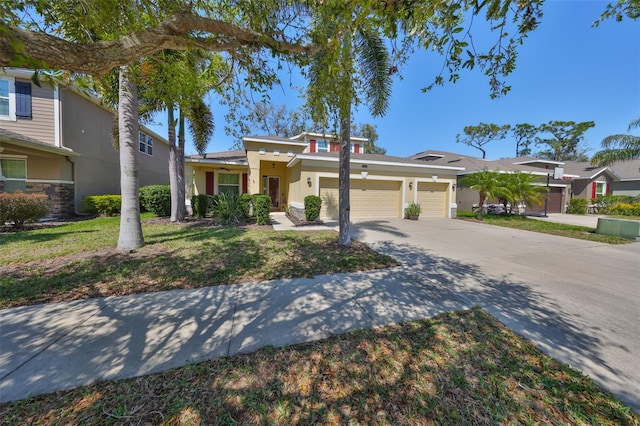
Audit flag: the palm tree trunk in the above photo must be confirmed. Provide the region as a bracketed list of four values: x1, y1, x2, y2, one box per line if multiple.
[117, 65, 144, 251]
[168, 107, 180, 222]
[338, 108, 351, 247]
[176, 112, 186, 220]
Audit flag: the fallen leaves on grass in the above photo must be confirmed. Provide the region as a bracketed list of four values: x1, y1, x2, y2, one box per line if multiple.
[1, 308, 636, 425]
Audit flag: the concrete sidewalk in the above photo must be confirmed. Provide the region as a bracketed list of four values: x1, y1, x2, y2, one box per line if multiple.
[0, 263, 468, 402]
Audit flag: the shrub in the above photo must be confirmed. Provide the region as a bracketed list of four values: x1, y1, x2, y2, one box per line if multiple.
[405, 202, 422, 217]
[304, 195, 322, 221]
[0, 192, 50, 227]
[84, 194, 121, 215]
[211, 193, 246, 226]
[609, 202, 640, 217]
[139, 185, 171, 217]
[239, 193, 253, 218]
[253, 194, 271, 225]
[567, 197, 588, 215]
[191, 194, 210, 218]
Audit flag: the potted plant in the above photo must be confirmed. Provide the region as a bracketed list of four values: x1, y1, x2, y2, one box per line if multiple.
[405, 202, 422, 220]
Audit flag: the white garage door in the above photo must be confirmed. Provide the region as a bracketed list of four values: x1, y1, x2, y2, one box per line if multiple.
[319, 178, 402, 220]
[417, 182, 449, 217]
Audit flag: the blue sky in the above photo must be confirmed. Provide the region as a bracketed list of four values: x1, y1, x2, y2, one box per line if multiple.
[150, 1, 639, 160]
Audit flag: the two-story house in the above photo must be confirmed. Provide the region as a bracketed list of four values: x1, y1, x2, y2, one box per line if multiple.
[185, 133, 463, 220]
[0, 68, 170, 217]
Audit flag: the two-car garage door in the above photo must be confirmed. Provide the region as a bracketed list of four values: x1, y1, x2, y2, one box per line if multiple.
[319, 178, 401, 220]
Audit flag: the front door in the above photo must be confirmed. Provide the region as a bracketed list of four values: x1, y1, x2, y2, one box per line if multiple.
[266, 176, 280, 208]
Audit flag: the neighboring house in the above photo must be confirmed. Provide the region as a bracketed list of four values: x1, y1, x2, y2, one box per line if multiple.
[608, 159, 640, 197]
[0, 68, 170, 217]
[410, 150, 640, 213]
[185, 133, 462, 220]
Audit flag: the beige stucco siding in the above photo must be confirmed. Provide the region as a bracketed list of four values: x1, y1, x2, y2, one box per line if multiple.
[1, 78, 57, 144]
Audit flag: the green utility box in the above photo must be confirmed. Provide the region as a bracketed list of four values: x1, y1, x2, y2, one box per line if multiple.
[596, 218, 640, 240]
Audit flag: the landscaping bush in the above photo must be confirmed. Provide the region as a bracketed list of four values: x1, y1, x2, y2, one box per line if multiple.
[191, 194, 210, 218]
[304, 195, 322, 221]
[211, 193, 246, 225]
[253, 194, 271, 225]
[567, 198, 588, 215]
[0, 192, 50, 227]
[239, 193, 253, 219]
[139, 185, 171, 217]
[609, 202, 640, 217]
[84, 194, 121, 216]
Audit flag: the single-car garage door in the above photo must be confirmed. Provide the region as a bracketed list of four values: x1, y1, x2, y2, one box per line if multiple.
[319, 178, 401, 220]
[417, 182, 449, 217]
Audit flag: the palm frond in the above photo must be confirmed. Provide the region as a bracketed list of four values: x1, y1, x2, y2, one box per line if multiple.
[186, 98, 215, 156]
[356, 27, 392, 117]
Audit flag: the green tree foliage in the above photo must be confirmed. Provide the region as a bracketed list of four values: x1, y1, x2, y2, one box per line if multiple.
[512, 123, 538, 157]
[456, 123, 511, 159]
[352, 123, 386, 155]
[459, 169, 510, 220]
[591, 118, 640, 166]
[535, 120, 595, 162]
[500, 171, 546, 214]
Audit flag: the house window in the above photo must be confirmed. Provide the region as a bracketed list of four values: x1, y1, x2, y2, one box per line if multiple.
[218, 173, 240, 195]
[317, 140, 329, 152]
[595, 182, 607, 197]
[139, 132, 153, 155]
[0, 158, 27, 192]
[0, 77, 16, 120]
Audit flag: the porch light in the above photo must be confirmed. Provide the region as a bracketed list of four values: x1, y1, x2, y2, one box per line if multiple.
[272, 162, 276, 168]
[452, 184, 456, 191]
[409, 182, 413, 190]
[307, 177, 312, 187]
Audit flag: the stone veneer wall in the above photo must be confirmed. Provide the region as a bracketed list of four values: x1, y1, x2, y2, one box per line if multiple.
[24, 182, 75, 218]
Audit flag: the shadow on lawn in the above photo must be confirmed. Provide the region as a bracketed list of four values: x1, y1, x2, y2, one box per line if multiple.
[0, 240, 637, 417]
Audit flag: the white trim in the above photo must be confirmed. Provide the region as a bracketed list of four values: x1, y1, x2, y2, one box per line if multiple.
[513, 159, 565, 166]
[0, 76, 16, 121]
[53, 85, 61, 147]
[289, 154, 464, 171]
[243, 137, 308, 147]
[185, 157, 247, 166]
[26, 178, 74, 185]
[291, 132, 368, 142]
[0, 154, 28, 159]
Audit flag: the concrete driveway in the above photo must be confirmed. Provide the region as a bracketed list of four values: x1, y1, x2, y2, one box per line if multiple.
[349, 217, 640, 412]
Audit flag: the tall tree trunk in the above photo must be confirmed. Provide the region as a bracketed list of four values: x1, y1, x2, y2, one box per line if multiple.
[338, 108, 351, 247]
[168, 107, 180, 222]
[176, 111, 186, 220]
[117, 66, 144, 251]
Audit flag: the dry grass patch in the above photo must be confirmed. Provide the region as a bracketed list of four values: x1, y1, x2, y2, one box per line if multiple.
[0, 216, 396, 309]
[1, 308, 637, 425]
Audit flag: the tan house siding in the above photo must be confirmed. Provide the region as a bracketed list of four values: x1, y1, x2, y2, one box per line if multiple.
[1, 78, 56, 145]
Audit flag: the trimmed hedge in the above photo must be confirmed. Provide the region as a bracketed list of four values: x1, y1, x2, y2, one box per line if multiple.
[139, 185, 171, 217]
[609, 202, 640, 216]
[0, 192, 50, 227]
[304, 195, 322, 221]
[192, 194, 210, 218]
[253, 194, 271, 225]
[84, 194, 121, 216]
[567, 198, 588, 215]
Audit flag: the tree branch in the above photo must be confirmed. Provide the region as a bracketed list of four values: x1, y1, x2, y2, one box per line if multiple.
[0, 11, 317, 75]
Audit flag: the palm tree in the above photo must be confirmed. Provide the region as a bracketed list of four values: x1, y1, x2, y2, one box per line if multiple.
[592, 118, 640, 166]
[501, 171, 546, 214]
[459, 170, 509, 220]
[307, 13, 392, 247]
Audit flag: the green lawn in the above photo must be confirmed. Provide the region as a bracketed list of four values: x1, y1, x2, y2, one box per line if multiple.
[1, 308, 636, 425]
[0, 215, 396, 309]
[456, 211, 634, 244]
